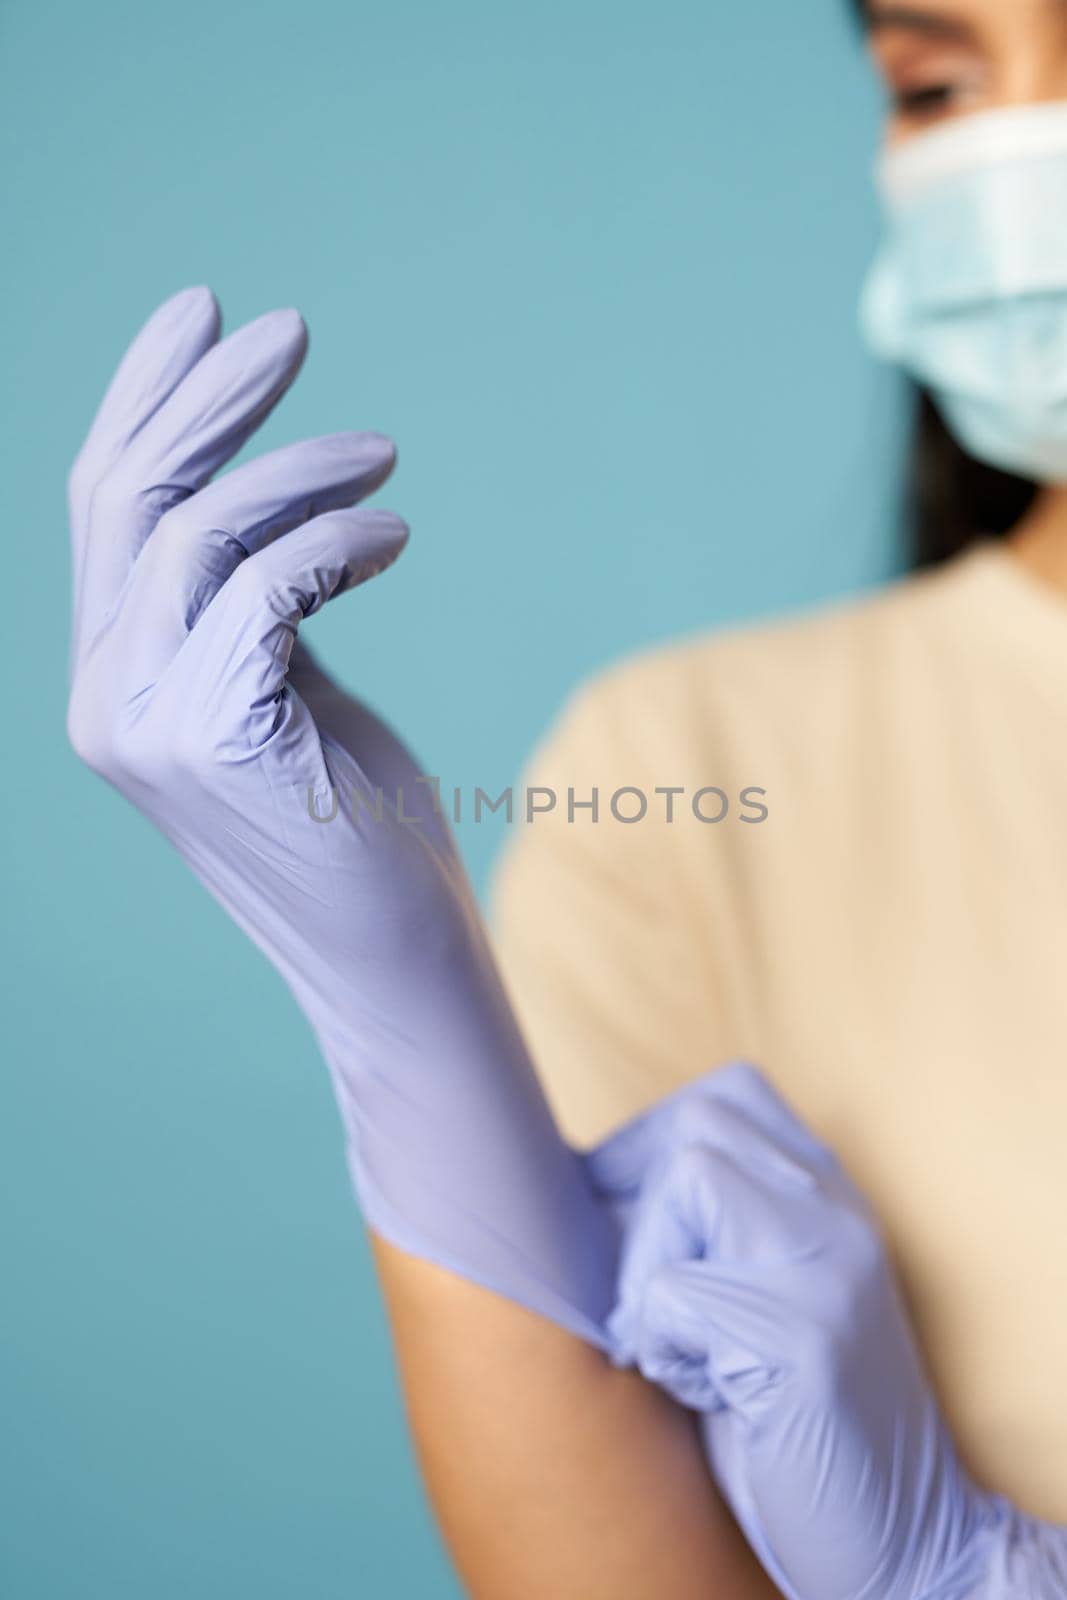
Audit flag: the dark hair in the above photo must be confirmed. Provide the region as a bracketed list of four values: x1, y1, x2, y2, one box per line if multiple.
[847, 0, 1038, 567]
[905, 393, 1036, 569]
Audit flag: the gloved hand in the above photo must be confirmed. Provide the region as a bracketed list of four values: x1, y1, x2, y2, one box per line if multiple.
[589, 1062, 1067, 1600]
[67, 287, 619, 1345]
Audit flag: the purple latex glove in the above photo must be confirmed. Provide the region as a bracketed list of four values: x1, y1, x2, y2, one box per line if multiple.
[590, 1063, 1067, 1600]
[67, 287, 618, 1345]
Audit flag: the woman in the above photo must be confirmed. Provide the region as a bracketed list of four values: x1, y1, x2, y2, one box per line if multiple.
[66, 0, 1067, 1594]
[495, 0, 1067, 1530]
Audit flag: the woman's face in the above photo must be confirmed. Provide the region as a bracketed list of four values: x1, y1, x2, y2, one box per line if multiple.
[864, 0, 1067, 144]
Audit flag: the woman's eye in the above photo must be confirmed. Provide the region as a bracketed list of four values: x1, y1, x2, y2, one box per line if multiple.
[893, 82, 956, 115]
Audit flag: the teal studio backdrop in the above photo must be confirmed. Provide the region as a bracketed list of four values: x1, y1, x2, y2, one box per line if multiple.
[1, 1, 900, 1594]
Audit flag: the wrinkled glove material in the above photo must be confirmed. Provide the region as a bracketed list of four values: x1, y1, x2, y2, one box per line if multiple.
[67, 287, 618, 1351]
[590, 1061, 1067, 1600]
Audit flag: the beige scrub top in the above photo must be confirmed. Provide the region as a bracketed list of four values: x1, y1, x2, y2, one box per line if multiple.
[491, 540, 1067, 1523]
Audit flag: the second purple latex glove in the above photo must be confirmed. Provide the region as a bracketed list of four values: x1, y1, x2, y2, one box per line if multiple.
[588, 1062, 1067, 1600]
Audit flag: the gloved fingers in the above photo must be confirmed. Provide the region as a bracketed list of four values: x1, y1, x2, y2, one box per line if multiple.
[607, 1142, 730, 1360]
[76, 307, 307, 669]
[164, 506, 409, 774]
[587, 1060, 832, 1207]
[628, 1263, 728, 1411]
[628, 1260, 782, 1415]
[608, 1140, 820, 1364]
[70, 286, 221, 523]
[70, 287, 221, 660]
[117, 305, 308, 498]
[588, 1068, 825, 1216]
[102, 432, 397, 692]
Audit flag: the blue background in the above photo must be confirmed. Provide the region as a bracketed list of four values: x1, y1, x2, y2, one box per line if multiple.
[1, 1, 901, 1593]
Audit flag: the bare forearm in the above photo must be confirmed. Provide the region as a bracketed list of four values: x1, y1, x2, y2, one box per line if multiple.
[371, 1235, 781, 1600]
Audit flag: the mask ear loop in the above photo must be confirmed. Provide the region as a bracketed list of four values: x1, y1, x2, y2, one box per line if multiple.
[878, 99, 1067, 212]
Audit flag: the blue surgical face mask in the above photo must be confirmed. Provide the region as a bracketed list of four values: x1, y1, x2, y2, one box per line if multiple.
[860, 100, 1067, 483]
